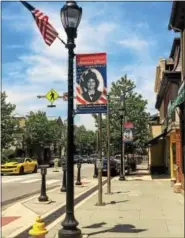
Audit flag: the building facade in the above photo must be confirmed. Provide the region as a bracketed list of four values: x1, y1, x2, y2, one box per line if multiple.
[168, 1, 185, 192]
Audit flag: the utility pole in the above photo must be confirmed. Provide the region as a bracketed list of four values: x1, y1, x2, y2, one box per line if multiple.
[106, 95, 111, 194]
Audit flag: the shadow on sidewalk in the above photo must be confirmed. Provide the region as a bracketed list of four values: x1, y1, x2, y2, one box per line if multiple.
[151, 174, 170, 180]
[104, 200, 129, 205]
[83, 223, 147, 236]
[110, 191, 130, 194]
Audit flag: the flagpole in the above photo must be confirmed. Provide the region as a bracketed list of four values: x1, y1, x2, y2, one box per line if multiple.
[57, 35, 66, 46]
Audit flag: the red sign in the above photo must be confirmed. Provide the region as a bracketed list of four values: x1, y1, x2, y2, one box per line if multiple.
[76, 53, 106, 66]
[123, 121, 134, 129]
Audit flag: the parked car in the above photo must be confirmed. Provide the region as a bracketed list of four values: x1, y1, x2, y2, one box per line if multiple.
[81, 155, 89, 163]
[74, 155, 83, 164]
[89, 154, 98, 164]
[1, 157, 38, 175]
[102, 158, 119, 176]
[113, 155, 131, 175]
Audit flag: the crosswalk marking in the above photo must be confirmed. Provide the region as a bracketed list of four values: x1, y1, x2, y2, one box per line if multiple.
[46, 179, 60, 185]
[2, 178, 25, 184]
[21, 179, 40, 183]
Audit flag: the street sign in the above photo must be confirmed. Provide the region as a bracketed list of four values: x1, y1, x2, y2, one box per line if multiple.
[45, 89, 59, 103]
[96, 159, 103, 169]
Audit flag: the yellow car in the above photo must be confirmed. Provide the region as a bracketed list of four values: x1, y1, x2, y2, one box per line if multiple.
[1, 157, 38, 175]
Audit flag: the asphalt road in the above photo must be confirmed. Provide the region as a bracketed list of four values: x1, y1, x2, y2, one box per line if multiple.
[1, 163, 94, 205]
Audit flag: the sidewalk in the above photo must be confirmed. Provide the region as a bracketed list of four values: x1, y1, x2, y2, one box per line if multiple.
[2, 177, 106, 238]
[47, 173, 184, 238]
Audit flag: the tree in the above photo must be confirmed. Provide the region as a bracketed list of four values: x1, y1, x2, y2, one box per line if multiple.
[1, 92, 17, 149]
[24, 111, 64, 161]
[92, 75, 150, 155]
[74, 125, 96, 155]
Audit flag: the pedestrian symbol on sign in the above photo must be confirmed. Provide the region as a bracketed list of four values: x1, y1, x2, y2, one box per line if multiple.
[45, 89, 59, 103]
[50, 91, 55, 101]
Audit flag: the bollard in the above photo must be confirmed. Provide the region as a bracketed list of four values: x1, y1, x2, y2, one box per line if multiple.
[60, 160, 67, 192]
[53, 158, 59, 172]
[38, 165, 49, 202]
[93, 159, 98, 178]
[29, 216, 48, 238]
[75, 160, 82, 185]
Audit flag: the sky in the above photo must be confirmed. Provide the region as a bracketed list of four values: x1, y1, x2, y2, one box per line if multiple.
[2, 1, 179, 130]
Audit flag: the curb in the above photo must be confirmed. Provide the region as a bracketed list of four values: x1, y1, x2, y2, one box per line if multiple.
[2, 185, 60, 207]
[12, 178, 108, 238]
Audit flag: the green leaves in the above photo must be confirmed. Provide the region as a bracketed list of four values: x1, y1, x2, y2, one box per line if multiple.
[1, 92, 17, 149]
[93, 75, 150, 154]
[74, 125, 96, 155]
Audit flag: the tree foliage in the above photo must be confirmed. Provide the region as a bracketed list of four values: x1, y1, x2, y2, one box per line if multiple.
[1, 92, 17, 149]
[74, 125, 97, 155]
[23, 111, 64, 158]
[93, 75, 150, 155]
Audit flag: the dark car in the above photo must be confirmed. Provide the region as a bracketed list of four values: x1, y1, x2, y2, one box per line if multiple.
[114, 155, 131, 175]
[102, 158, 119, 176]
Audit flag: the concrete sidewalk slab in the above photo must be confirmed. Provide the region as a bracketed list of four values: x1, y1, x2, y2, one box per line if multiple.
[46, 176, 184, 238]
[2, 177, 102, 238]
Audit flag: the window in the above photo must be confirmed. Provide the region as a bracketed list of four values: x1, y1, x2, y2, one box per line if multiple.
[25, 158, 31, 162]
[172, 143, 176, 165]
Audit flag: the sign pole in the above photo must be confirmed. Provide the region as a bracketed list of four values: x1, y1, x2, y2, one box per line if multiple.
[107, 95, 111, 194]
[122, 94, 126, 179]
[96, 113, 104, 206]
[119, 94, 126, 181]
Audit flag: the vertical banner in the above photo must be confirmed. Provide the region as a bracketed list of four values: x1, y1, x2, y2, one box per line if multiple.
[123, 121, 134, 143]
[76, 53, 107, 114]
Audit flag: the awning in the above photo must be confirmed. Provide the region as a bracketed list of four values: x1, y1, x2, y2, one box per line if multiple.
[146, 129, 167, 146]
[168, 82, 185, 117]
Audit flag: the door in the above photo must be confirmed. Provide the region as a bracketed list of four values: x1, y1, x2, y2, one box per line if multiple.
[25, 158, 33, 172]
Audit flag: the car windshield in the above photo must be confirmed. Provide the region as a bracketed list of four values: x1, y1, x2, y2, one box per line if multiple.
[11, 158, 25, 163]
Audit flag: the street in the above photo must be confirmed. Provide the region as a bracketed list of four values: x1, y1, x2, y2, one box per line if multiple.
[2, 163, 93, 206]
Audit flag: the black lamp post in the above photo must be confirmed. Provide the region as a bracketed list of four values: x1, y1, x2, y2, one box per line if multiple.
[59, 2, 82, 238]
[119, 109, 126, 181]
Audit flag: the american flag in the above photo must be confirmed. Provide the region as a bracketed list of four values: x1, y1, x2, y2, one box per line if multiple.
[20, 1, 58, 46]
[76, 84, 107, 105]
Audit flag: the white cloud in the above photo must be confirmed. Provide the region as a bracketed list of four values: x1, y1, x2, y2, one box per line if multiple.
[75, 114, 96, 131]
[119, 38, 150, 51]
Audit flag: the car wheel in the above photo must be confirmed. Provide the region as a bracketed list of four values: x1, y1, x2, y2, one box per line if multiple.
[33, 165, 38, 173]
[19, 166, 24, 175]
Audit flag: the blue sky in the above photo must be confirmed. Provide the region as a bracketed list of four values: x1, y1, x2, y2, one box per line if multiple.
[2, 1, 178, 130]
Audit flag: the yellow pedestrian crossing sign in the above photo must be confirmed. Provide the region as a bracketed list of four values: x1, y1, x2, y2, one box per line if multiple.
[45, 89, 59, 103]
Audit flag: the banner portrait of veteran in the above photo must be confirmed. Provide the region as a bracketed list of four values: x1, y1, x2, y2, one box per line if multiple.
[76, 53, 107, 114]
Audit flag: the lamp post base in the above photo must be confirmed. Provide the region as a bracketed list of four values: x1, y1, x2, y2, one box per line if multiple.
[58, 227, 81, 238]
[119, 176, 126, 181]
[60, 187, 67, 192]
[38, 195, 49, 202]
[75, 181, 82, 185]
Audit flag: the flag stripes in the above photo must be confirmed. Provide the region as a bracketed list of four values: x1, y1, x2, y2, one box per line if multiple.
[20, 1, 58, 46]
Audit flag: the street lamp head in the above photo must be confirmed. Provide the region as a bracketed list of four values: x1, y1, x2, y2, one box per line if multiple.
[60, 1, 82, 39]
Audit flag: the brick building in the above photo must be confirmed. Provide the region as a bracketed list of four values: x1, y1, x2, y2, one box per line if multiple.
[168, 1, 185, 192]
